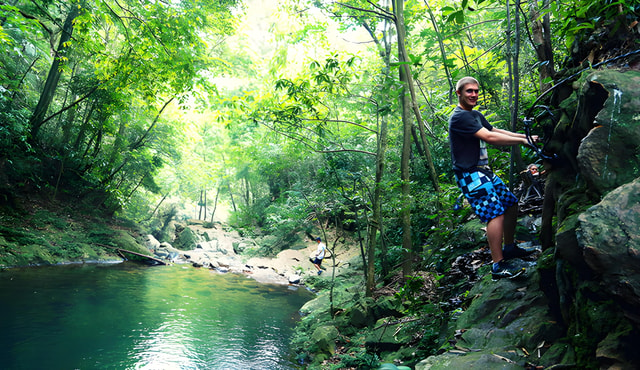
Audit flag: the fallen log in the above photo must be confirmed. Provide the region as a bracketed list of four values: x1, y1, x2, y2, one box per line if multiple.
[97, 244, 168, 265]
[116, 248, 168, 265]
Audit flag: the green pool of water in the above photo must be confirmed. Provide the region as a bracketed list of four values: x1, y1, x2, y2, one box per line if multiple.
[0, 262, 313, 369]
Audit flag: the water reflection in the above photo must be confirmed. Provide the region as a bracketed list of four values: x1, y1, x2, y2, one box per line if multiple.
[0, 263, 312, 369]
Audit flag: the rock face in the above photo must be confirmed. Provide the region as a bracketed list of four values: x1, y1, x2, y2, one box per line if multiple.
[416, 262, 565, 369]
[540, 69, 640, 368]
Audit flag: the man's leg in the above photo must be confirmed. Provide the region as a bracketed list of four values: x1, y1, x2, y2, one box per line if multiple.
[313, 260, 323, 275]
[488, 212, 525, 279]
[501, 203, 536, 259]
[486, 213, 505, 263]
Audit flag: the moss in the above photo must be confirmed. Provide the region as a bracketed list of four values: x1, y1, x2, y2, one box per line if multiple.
[173, 227, 197, 250]
[0, 193, 150, 267]
[567, 284, 624, 368]
[536, 248, 556, 271]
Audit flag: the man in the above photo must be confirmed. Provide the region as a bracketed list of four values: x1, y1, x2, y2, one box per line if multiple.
[449, 76, 536, 279]
[311, 237, 326, 275]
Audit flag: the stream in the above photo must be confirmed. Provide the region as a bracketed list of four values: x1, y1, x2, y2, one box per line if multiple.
[0, 262, 313, 369]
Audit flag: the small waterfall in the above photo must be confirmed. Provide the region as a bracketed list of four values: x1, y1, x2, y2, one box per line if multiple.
[602, 88, 623, 179]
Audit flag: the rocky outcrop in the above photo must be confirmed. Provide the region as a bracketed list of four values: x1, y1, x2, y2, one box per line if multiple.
[540, 70, 640, 368]
[416, 263, 565, 369]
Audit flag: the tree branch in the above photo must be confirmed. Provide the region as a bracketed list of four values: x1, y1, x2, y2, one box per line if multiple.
[129, 97, 175, 150]
[37, 83, 101, 127]
[258, 121, 375, 156]
[335, 1, 393, 20]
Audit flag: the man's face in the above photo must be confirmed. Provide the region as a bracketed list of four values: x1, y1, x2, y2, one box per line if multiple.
[457, 83, 479, 110]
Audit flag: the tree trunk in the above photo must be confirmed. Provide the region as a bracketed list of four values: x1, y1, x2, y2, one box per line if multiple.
[424, 1, 454, 104]
[210, 185, 220, 223]
[349, 7, 393, 295]
[509, 0, 524, 187]
[394, 5, 440, 194]
[147, 192, 170, 221]
[228, 183, 237, 213]
[395, 0, 413, 278]
[366, 111, 388, 296]
[529, 0, 555, 92]
[29, 4, 81, 140]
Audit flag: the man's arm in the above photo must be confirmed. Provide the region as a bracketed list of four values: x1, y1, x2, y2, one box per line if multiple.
[474, 127, 537, 146]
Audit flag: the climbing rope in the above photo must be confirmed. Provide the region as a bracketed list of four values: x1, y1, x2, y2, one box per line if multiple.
[523, 109, 558, 162]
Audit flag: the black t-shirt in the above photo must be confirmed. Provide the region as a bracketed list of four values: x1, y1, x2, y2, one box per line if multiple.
[448, 106, 493, 171]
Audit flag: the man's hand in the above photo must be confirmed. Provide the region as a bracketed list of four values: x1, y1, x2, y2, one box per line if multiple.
[530, 135, 540, 144]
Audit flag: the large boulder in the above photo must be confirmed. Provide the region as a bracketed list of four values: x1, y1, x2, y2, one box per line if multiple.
[577, 177, 640, 323]
[416, 351, 522, 370]
[172, 226, 197, 250]
[144, 234, 161, 250]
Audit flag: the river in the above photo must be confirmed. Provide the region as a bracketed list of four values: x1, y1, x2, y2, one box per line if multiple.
[0, 262, 314, 369]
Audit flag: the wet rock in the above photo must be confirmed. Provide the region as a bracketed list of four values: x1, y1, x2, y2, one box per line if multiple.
[576, 71, 640, 195]
[288, 274, 301, 284]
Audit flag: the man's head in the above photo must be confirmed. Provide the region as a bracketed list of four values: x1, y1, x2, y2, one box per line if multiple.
[315, 237, 321, 242]
[455, 76, 479, 111]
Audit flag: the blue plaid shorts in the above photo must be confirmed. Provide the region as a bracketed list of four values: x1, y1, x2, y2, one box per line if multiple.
[455, 168, 517, 222]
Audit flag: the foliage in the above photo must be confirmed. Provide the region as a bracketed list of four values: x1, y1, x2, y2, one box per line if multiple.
[0, 0, 240, 215]
[335, 350, 380, 369]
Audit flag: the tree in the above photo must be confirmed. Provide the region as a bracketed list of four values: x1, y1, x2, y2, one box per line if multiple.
[28, 2, 81, 140]
[2, 0, 240, 211]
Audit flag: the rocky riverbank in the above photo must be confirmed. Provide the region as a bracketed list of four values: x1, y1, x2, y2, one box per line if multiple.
[146, 219, 359, 286]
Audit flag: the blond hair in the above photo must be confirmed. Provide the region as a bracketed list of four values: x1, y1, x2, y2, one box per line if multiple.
[455, 76, 479, 92]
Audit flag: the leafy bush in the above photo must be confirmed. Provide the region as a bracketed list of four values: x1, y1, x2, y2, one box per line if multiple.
[335, 351, 380, 369]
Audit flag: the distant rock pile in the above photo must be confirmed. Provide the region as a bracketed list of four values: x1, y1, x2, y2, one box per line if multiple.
[142, 222, 346, 286]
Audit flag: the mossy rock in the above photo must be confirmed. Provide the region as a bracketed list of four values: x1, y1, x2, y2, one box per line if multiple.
[334, 297, 376, 333]
[172, 227, 197, 250]
[538, 341, 576, 367]
[300, 291, 331, 317]
[366, 318, 415, 352]
[415, 351, 523, 370]
[372, 295, 403, 319]
[309, 325, 339, 356]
